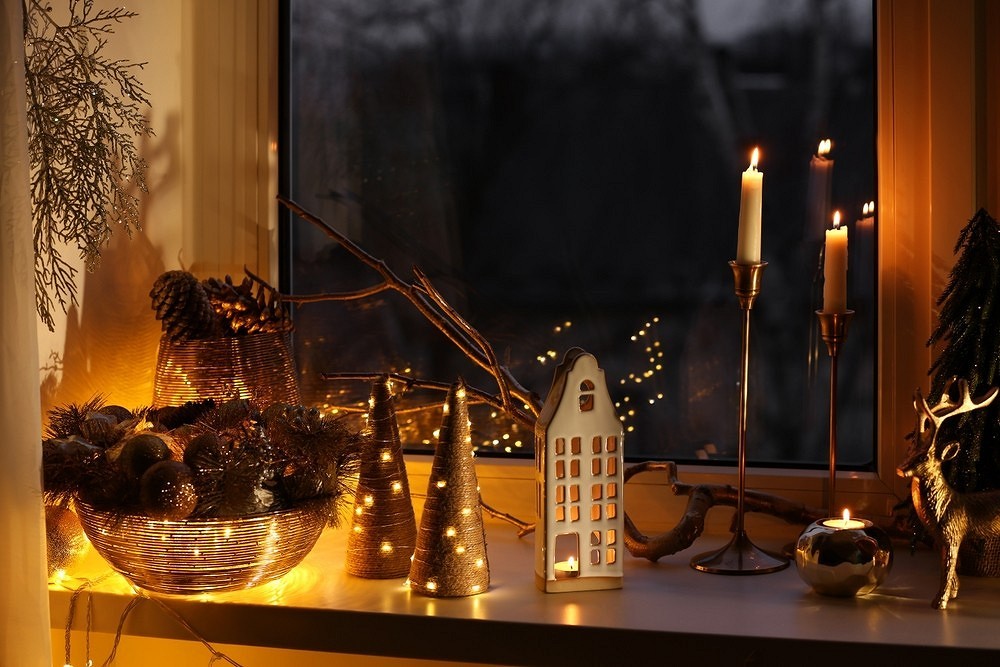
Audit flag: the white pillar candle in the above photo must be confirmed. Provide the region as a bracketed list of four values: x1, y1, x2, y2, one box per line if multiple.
[736, 147, 763, 264]
[823, 211, 848, 313]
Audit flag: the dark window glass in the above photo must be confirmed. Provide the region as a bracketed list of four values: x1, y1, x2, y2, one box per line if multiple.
[285, 0, 876, 467]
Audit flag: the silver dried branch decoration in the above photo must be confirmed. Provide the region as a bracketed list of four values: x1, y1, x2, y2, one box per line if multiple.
[24, 0, 153, 330]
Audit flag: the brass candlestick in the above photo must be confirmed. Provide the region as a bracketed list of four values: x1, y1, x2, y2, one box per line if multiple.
[691, 261, 789, 575]
[815, 310, 854, 513]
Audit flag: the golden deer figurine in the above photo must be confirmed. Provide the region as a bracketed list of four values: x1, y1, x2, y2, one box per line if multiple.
[897, 378, 1000, 609]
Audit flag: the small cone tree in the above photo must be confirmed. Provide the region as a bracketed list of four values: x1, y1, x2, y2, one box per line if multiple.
[408, 379, 490, 597]
[927, 208, 1000, 492]
[345, 376, 417, 578]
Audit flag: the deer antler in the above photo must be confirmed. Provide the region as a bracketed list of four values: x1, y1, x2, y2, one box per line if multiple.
[902, 379, 1000, 476]
[926, 377, 999, 425]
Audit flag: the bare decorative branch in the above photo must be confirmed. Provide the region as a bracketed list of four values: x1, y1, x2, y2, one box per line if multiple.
[319, 371, 536, 430]
[411, 267, 517, 419]
[278, 196, 897, 550]
[278, 195, 541, 427]
[479, 494, 534, 538]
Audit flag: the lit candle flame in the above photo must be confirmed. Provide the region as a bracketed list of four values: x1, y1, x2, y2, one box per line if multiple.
[832, 210, 841, 229]
[817, 138, 832, 157]
[567, 555, 576, 567]
[750, 147, 759, 170]
[842, 508, 851, 523]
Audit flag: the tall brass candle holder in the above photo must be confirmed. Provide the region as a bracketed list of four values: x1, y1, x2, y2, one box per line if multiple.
[691, 261, 789, 575]
[815, 309, 854, 512]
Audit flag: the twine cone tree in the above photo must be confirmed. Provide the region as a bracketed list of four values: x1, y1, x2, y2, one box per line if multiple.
[346, 376, 417, 578]
[408, 379, 490, 597]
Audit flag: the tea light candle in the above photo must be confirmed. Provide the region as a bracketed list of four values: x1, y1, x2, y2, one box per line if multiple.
[736, 147, 763, 265]
[821, 509, 866, 530]
[823, 211, 848, 313]
[553, 556, 579, 578]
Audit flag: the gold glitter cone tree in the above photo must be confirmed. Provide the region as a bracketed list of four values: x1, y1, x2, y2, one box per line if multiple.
[346, 377, 417, 578]
[408, 379, 490, 597]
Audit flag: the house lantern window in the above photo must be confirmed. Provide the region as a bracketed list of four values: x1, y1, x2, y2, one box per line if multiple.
[579, 379, 595, 412]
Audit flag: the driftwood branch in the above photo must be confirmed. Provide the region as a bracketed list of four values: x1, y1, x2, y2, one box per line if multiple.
[623, 461, 826, 561]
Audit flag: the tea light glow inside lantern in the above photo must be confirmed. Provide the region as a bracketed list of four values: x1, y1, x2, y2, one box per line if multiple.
[554, 555, 579, 578]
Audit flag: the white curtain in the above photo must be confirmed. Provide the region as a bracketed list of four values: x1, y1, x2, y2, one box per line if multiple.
[0, 0, 53, 664]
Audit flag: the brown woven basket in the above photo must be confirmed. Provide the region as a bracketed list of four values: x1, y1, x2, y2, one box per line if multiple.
[76, 502, 326, 594]
[152, 331, 300, 408]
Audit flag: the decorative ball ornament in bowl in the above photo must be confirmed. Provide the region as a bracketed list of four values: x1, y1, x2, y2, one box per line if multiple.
[45, 505, 90, 575]
[43, 397, 361, 596]
[795, 511, 893, 597]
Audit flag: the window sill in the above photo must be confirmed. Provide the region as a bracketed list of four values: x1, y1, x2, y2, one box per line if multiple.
[50, 508, 1000, 664]
[412, 455, 902, 534]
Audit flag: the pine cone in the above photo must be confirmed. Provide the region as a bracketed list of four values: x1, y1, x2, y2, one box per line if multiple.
[203, 273, 291, 335]
[150, 270, 217, 341]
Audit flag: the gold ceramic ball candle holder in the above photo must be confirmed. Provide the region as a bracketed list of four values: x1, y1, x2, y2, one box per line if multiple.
[795, 512, 893, 597]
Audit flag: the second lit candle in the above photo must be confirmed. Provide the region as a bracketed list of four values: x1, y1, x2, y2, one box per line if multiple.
[823, 211, 848, 313]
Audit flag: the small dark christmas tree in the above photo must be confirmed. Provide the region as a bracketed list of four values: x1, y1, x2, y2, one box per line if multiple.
[927, 208, 1000, 492]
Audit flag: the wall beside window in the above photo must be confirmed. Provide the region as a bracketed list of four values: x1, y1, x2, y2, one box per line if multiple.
[875, 0, 996, 505]
[35, 0, 279, 417]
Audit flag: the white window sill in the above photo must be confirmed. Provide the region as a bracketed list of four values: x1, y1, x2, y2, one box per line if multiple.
[50, 506, 1000, 664]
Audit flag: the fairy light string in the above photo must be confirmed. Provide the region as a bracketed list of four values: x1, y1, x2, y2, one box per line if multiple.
[58, 574, 244, 667]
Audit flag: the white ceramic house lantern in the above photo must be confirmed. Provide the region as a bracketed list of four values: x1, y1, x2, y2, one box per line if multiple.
[535, 348, 624, 593]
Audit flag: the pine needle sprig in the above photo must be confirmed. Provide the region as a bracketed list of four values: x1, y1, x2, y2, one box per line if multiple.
[45, 394, 109, 439]
[263, 405, 363, 525]
[24, 0, 153, 331]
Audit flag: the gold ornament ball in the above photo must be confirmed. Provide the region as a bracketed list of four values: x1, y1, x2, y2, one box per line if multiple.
[119, 432, 172, 482]
[45, 505, 89, 575]
[140, 460, 199, 520]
